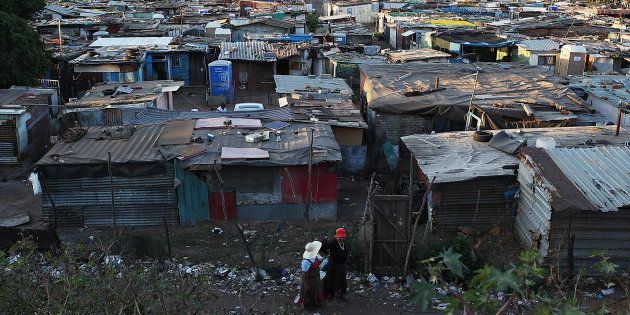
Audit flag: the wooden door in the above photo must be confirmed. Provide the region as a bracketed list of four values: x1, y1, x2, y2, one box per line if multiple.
[371, 195, 409, 275]
[188, 53, 207, 86]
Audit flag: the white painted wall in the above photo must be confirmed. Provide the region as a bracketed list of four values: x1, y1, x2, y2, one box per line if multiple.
[332, 2, 377, 24]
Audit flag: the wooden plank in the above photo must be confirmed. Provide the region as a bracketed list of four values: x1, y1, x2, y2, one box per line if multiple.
[372, 205, 406, 237]
[221, 147, 270, 160]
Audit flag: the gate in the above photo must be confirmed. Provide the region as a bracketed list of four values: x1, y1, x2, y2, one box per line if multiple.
[370, 195, 410, 274]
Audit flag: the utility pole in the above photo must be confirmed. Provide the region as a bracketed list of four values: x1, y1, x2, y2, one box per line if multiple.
[57, 18, 63, 53]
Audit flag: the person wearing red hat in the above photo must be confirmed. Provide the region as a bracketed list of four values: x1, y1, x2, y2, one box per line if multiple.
[321, 227, 349, 301]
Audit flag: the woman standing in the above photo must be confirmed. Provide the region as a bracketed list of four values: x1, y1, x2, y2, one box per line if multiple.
[321, 228, 349, 301]
[299, 241, 324, 309]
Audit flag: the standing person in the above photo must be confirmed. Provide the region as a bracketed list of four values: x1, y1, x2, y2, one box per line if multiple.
[299, 241, 325, 309]
[321, 228, 349, 301]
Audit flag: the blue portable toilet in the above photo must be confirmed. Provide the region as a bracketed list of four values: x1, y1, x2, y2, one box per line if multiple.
[208, 60, 233, 103]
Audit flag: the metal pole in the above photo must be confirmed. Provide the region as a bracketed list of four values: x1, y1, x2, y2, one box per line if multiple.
[108, 152, 117, 231]
[57, 19, 63, 53]
[305, 128, 314, 222]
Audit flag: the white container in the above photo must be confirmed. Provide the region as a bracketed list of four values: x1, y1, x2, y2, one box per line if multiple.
[536, 137, 557, 149]
[28, 172, 42, 196]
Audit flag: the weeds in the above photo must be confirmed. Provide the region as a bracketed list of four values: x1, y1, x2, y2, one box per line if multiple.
[408, 247, 630, 314]
[0, 237, 216, 313]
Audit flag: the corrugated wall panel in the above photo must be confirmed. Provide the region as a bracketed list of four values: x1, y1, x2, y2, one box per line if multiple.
[515, 162, 553, 258]
[547, 210, 630, 270]
[432, 177, 517, 231]
[0, 142, 18, 165]
[43, 164, 176, 227]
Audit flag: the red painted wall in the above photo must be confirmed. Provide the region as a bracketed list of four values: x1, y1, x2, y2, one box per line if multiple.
[209, 192, 237, 220]
[280, 164, 337, 203]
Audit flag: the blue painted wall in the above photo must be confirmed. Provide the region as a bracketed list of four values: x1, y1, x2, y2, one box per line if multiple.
[145, 52, 191, 86]
[339, 145, 367, 174]
[175, 160, 209, 226]
[170, 53, 190, 86]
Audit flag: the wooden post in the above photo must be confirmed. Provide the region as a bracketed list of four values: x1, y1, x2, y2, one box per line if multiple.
[235, 222, 256, 267]
[616, 106, 622, 136]
[214, 162, 230, 260]
[39, 173, 58, 230]
[404, 177, 435, 274]
[305, 129, 314, 222]
[108, 152, 117, 232]
[163, 215, 172, 256]
[434, 77, 439, 89]
[57, 19, 63, 53]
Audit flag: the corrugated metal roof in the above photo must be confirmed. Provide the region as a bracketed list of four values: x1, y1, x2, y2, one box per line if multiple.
[89, 37, 174, 48]
[274, 75, 353, 95]
[218, 41, 300, 61]
[130, 107, 294, 125]
[517, 39, 560, 51]
[522, 146, 630, 212]
[402, 126, 630, 184]
[45, 4, 76, 16]
[37, 124, 165, 165]
[163, 123, 342, 169]
[546, 146, 630, 212]
[219, 41, 277, 62]
[243, 18, 295, 29]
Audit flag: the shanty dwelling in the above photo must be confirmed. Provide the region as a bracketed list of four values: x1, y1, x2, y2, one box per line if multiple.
[325, 51, 388, 93]
[576, 75, 630, 128]
[71, 46, 147, 87]
[218, 41, 304, 91]
[399, 126, 630, 233]
[394, 19, 478, 51]
[359, 62, 587, 147]
[0, 88, 58, 166]
[62, 80, 184, 127]
[274, 74, 368, 173]
[556, 45, 587, 76]
[386, 49, 452, 64]
[71, 37, 176, 89]
[516, 146, 630, 271]
[159, 120, 342, 224]
[512, 39, 560, 71]
[36, 124, 178, 227]
[231, 19, 296, 42]
[324, 1, 379, 25]
[145, 44, 210, 87]
[432, 31, 517, 62]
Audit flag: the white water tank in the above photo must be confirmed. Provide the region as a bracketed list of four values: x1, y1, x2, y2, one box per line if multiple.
[536, 137, 557, 149]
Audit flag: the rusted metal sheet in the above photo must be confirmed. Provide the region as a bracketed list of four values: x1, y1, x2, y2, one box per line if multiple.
[158, 120, 194, 146]
[521, 148, 597, 212]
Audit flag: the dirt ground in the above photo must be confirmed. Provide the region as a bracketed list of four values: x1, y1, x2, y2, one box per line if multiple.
[0, 166, 44, 228]
[50, 176, 432, 314]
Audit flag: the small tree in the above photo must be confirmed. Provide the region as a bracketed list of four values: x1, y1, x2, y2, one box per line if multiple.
[0, 0, 46, 19]
[305, 13, 319, 33]
[0, 12, 51, 88]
